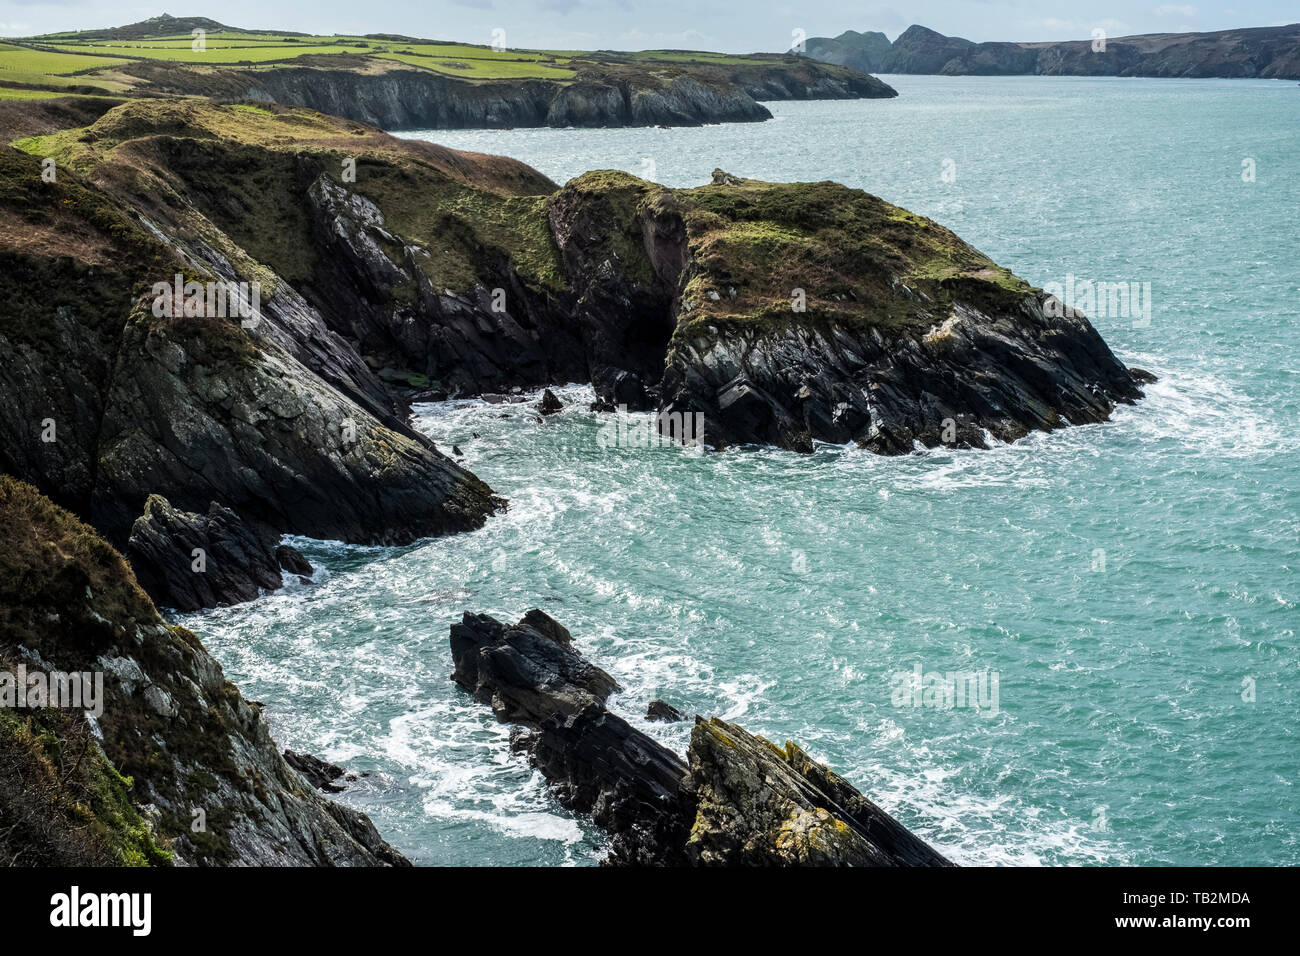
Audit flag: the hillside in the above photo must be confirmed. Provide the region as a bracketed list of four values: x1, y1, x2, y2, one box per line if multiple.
[800, 22, 1300, 79]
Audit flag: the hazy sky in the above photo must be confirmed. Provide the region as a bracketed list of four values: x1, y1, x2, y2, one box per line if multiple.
[1, 1, 1295, 50]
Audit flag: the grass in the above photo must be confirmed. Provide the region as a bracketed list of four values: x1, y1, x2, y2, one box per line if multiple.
[374, 51, 575, 79]
[12, 31, 581, 79]
[0, 87, 65, 100]
[0, 41, 132, 74]
[659, 174, 1033, 342]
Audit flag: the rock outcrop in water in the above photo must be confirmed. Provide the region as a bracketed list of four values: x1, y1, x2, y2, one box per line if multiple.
[570, 167, 1150, 452]
[800, 22, 1300, 80]
[450, 610, 953, 866]
[0, 476, 408, 866]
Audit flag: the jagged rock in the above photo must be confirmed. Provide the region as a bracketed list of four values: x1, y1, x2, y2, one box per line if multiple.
[2, 101, 1150, 618]
[451, 609, 620, 725]
[284, 750, 346, 793]
[0, 476, 409, 866]
[450, 610, 691, 864]
[275, 544, 314, 577]
[686, 717, 954, 866]
[450, 611, 953, 866]
[646, 699, 686, 723]
[126, 495, 282, 612]
[537, 388, 564, 415]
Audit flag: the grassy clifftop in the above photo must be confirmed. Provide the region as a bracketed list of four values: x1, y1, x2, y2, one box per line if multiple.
[1, 14, 895, 118]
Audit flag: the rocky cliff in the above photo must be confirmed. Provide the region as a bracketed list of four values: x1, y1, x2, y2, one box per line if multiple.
[450, 610, 954, 866]
[0, 475, 408, 866]
[122, 52, 896, 131]
[1, 105, 501, 611]
[801, 22, 1300, 79]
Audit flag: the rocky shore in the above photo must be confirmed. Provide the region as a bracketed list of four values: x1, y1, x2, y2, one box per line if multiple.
[451, 610, 954, 866]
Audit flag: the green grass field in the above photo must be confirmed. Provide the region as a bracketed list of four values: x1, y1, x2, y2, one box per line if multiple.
[0, 27, 802, 98]
[2, 31, 588, 84]
[0, 41, 132, 74]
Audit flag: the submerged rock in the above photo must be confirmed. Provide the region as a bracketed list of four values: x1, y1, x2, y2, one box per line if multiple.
[450, 610, 953, 866]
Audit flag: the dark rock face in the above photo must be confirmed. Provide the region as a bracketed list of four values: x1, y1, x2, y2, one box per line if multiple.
[2, 102, 1150, 621]
[126, 495, 282, 612]
[547, 174, 685, 410]
[883, 25, 977, 74]
[800, 30, 894, 73]
[0, 138, 501, 612]
[451, 610, 621, 726]
[245, 69, 773, 130]
[801, 22, 1300, 80]
[0, 476, 409, 866]
[91, 299, 500, 554]
[660, 295, 1147, 454]
[647, 173, 1150, 453]
[450, 611, 953, 866]
[646, 699, 686, 723]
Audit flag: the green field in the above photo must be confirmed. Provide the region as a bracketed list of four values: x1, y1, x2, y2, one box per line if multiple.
[0, 41, 132, 74]
[14, 31, 582, 79]
[1, 26, 805, 99]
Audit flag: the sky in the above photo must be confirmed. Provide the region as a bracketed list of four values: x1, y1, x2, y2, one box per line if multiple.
[1, 1, 1296, 50]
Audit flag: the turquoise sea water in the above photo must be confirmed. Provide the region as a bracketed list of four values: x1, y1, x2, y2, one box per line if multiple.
[186, 76, 1299, 866]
